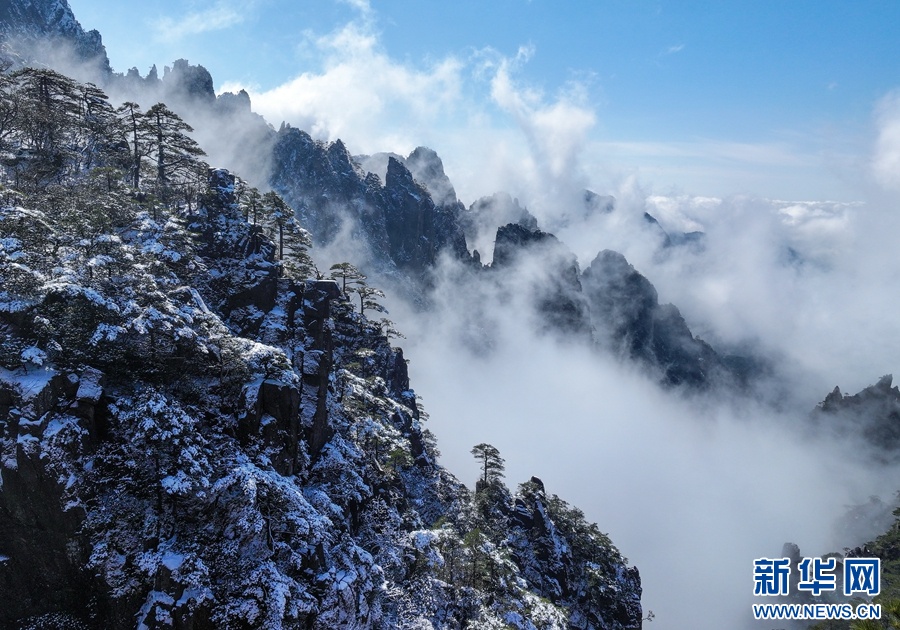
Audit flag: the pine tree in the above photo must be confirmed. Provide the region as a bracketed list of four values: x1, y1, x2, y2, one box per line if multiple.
[75, 81, 122, 172]
[116, 101, 152, 188]
[261, 191, 295, 260]
[9, 67, 82, 188]
[356, 284, 386, 318]
[143, 103, 205, 201]
[280, 222, 316, 280]
[0, 69, 19, 159]
[239, 185, 262, 224]
[471, 443, 505, 491]
[329, 261, 365, 295]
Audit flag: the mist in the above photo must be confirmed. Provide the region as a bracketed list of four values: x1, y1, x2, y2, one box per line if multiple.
[15, 8, 900, 627]
[378, 244, 899, 629]
[199, 31, 900, 629]
[227, 11, 900, 628]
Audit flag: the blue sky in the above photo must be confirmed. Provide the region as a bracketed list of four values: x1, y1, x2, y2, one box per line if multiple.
[68, 0, 900, 202]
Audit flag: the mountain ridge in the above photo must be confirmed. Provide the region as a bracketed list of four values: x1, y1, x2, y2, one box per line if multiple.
[0, 22, 644, 630]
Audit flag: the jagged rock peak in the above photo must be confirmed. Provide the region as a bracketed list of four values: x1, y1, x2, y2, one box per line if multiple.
[468, 192, 538, 231]
[405, 146, 459, 206]
[583, 250, 735, 388]
[385, 155, 416, 189]
[488, 223, 592, 337]
[353, 147, 461, 209]
[491, 223, 561, 268]
[216, 88, 252, 114]
[813, 374, 900, 460]
[0, 0, 110, 72]
[583, 189, 615, 214]
[163, 58, 215, 103]
[584, 250, 659, 302]
[644, 211, 707, 251]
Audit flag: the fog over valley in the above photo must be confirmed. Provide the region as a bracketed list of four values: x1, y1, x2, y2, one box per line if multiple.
[3, 1, 900, 628]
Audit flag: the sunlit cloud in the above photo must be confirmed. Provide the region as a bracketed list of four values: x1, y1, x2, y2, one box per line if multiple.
[489, 51, 596, 179]
[238, 20, 464, 153]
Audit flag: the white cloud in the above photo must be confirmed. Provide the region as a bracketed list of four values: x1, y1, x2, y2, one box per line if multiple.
[386, 237, 900, 630]
[211, 7, 900, 628]
[234, 14, 604, 230]
[337, 0, 372, 16]
[243, 21, 465, 155]
[872, 90, 900, 190]
[152, 1, 247, 43]
[489, 54, 596, 180]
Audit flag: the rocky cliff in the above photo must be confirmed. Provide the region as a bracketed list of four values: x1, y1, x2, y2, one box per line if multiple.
[0, 64, 643, 628]
[0, 0, 110, 72]
[271, 127, 472, 292]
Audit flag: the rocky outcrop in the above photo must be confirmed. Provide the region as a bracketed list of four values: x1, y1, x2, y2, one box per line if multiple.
[271, 129, 472, 287]
[271, 128, 369, 246]
[0, 0, 111, 73]
[491, 223, 592, 338]
[216, 88, 252, 114]
[461, 192, 538, 258]
[404, 146, 459, 207]
[357, 146, 461, 209]
[381, 156, 469, 274]
[582, 250, 728, 388]
[299, 280, 341, 457]
[508, 479, 643, 630]
[0, 368, 100, 626]
[162, 58, 216, 105]
[813, 374, 900, 457]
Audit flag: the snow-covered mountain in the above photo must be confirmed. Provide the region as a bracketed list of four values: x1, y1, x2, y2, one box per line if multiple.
[8, 4, 900, 628]
[0, 159, 642, 628]
[0, 6, 645, 629]
[0, 0, 109, 72]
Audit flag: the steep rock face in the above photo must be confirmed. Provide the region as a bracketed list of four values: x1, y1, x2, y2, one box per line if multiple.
[813, 374, 900, 457]
[162, 58, 216, 105]
[381, 156, 469, 273]
[356, 146, 460, 209]
[462, 191, 538, 261]
[216, 88, 252, 114]
[1, 154, 642, 628]
[0, 0, 110, 72]
[271, 128, 471, 286]
[0, 368, 93, 624]
[582, 250, 727, 388]
[491, 223, 592, 338]
[508, 479, 643, 630]
[468, 192, 538, 232]
[404, 145, 459, 207]
[271, 127, 370, 246]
